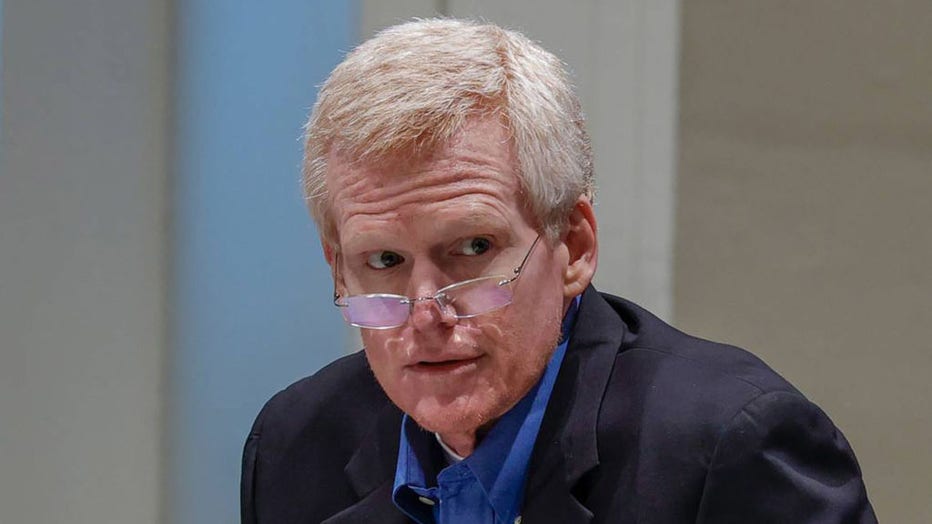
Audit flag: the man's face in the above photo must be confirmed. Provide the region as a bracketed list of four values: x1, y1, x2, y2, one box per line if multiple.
[326, 118, 573, 438]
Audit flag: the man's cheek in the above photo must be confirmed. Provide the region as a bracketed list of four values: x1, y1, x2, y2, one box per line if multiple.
[472, 318, 505, 346]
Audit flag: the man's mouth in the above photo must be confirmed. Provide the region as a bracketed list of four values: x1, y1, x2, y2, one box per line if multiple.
[411, 356, 482, 374]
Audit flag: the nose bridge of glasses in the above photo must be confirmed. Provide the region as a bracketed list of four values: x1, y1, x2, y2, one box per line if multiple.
[403, 292, 453, 312]
[399, 293, 457, 329]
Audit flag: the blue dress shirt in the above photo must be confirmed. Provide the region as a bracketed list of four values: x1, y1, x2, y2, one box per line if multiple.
[392, 297, 580, 524]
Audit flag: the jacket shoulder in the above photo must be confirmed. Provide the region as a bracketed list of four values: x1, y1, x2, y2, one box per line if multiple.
[592, 290, 807, 472]
[599, 291, 801, 399]
[583, 291, 874, 520]
[249, 350, 389, 451]
[241, 351, 396, 523]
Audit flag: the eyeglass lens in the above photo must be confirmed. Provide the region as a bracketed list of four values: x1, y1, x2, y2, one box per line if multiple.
[443, 277, 513, 317]
[342, 276, 514, 328]
[340, 295, 411, 328]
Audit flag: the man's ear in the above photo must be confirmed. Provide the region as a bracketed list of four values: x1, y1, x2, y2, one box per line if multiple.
[321, 237, 336, 267]
[562, 195, 598, 299]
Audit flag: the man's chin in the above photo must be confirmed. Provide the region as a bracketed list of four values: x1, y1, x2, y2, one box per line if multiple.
[406, 397, 496, 436]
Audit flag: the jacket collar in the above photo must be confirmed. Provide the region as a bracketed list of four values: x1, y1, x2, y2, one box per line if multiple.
[328, 286, 624, 524]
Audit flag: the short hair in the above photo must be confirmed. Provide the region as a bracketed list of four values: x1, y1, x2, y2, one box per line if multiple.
[303, 18, 593, 244]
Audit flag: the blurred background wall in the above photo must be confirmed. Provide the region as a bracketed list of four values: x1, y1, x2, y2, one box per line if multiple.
[675, 3, 932, 522]
[1, 1, 169, 522]
[1, 1, 928, 522]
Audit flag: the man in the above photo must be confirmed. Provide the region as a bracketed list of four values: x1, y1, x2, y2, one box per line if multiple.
[242, 19, 875, 523]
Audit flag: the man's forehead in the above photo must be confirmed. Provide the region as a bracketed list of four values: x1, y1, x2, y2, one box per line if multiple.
[327, 116, 513, 176]
[327, 121, 518, 199]
[326, 158, 522, 223]
[326, 152, 513, 189]
[318, 116, 535, 252]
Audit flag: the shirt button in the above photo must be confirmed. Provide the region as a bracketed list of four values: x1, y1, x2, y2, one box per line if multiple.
[417, 496, 436, 506]
[514, 517, 522, 524]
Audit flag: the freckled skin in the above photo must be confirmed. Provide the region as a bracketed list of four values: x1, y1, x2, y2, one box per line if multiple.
[325, 118, 573, 456]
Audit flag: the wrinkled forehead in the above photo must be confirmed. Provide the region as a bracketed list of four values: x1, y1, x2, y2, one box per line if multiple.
[325, 117, 521, 196]
[323, 118, 527, 233]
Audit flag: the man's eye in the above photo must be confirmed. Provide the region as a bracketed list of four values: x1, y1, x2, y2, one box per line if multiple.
[457, 237, 492, 256]
[366, 251, 405, 269]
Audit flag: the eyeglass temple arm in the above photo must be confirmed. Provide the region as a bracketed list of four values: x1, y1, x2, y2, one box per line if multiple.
[500, 235, 541, 285]
[333, 290, 347, 307]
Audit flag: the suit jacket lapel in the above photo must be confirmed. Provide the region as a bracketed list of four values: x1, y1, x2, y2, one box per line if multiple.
[324, 402, 410, 524]
[523, 287, 626, 523]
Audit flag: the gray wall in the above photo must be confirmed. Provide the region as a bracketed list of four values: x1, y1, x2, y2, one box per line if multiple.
[676, 2, 932, 521]
[0, 1, 170, 522]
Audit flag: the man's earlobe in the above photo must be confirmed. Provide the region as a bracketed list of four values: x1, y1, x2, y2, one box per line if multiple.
[562, 196, 598, 298]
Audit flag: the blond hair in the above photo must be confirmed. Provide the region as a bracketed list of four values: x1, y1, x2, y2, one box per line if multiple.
[303, 18, 593, 244]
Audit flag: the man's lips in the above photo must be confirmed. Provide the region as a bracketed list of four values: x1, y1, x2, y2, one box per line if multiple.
[407, 355, 483, 373]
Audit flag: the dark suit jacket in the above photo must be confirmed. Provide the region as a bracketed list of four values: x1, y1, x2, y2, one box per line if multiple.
[242, 287, 876, 523]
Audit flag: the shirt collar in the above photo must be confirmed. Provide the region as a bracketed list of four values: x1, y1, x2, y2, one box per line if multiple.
[392, 296, 581, 523]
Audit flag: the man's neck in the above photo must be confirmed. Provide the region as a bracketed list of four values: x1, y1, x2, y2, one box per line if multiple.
[437, 422, 494, 457]
[437, 430, 476, 457]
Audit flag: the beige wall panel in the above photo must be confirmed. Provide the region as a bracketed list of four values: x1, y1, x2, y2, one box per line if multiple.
[676, 2, 932, 521]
